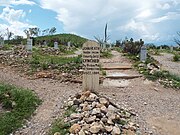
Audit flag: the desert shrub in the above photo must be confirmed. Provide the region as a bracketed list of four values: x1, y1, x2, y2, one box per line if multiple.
[173, 54, 180, 62]
[123, 38, 144, 55]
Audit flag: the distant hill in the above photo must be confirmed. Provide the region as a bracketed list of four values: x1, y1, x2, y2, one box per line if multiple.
[5, 33, 88, 47]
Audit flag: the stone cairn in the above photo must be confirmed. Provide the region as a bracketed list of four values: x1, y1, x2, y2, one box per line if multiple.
[59, 91, 139, 135]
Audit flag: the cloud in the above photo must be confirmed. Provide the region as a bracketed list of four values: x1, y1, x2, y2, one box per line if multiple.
[142, 33, 160, 41]
[0, 7, 36, 38]
[136, 9, 152, 19]
[0, 7, 26, 23]
[38, 0, 180, 44]
[29, 9, 32, 13]
[121, 19, 148, 34]
[151, 12, 180, 23]
[157, 3, 171, 10]
[0, 0, 35, 6]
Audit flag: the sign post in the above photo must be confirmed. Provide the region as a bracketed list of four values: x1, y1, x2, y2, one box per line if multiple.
[82, 41, 100, 92]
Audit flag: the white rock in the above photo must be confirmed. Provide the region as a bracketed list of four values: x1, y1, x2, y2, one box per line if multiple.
[92, 108, 101, 115]
[111, 126, 121, 135]
[99, 98, 109, 105]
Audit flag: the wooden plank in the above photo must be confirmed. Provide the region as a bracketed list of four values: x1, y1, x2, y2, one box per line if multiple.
[102, 65, 132, 70]
[106, 75, 142, 79]
[82, 40, 100, 92]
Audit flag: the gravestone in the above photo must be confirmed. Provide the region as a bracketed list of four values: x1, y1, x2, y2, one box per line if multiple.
[170, 46, 173, 52]
[160, 46, 162, 50]
[68, 41, 71, 47]
[109, 44, 112, 48]
[27, 38, 33, 51]
[44, 41, 47, 46]
[82, 40, 100, 92]
[54, 42, 59, 49]
[140, 45, 147, 62]
[0, 37, 4, 47]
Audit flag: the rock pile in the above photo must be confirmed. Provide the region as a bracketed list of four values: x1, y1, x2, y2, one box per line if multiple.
[60, 91, 138, 135]
[41, 47, 61, 55]
[0, 45, 29, 65]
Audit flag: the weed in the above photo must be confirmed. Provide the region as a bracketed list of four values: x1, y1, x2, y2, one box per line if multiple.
[101, 50, 113, 58]
[0, 83, 41, 135]
[49, 105, 77, 135]
[173, 54, 180, 62]
[49, 119, 70, 135]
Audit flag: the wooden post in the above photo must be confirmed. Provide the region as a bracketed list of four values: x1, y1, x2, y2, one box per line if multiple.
[82, 40, 100, 92]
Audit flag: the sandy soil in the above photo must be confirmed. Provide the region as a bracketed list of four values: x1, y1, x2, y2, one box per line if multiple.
[152, 53, 180, 76]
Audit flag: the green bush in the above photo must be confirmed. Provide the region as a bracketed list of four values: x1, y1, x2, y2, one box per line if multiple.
[101, 50, 113, 58]
[123, 38, 144, 55]
[0, 83, 41, 135]
[173, 54, 180, 62]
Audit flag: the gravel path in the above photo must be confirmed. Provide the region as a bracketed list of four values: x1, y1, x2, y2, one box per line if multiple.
[0, 65, 81, 135]
[99, 51, 180, 135]
[152, 53, 180, 76]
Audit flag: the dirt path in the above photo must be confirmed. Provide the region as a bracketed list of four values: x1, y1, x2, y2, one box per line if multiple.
[0, 65, 81, 135]
[152, 53, 180, 76]
[99, 51, 180, 135]
[0, 51, 180, 135]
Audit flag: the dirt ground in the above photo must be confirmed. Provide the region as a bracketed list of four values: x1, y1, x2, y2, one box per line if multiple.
[0, 51, 180, 135]
[152, 53, 180, 76]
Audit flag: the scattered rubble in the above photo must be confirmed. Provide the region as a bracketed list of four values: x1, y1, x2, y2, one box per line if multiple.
[138, 62, 160, 75]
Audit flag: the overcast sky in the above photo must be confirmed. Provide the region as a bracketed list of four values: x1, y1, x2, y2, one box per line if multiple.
[0, 0, 180, 45]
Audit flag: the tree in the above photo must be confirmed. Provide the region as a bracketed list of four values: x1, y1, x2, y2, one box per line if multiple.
[42, 28, 49, 36]
[49, 27, 56, 35]
[24, 27, 41, 38]
[174, 32, 180, 46]
[104, 23, 110, 43]
[24, 29, 30, 38]
[6, 28, 14, 40]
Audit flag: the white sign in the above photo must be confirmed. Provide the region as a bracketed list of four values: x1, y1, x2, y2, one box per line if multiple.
[140, 45, 147, 62]
[82, 40, 100, 92]
[27, 38, 33, 51]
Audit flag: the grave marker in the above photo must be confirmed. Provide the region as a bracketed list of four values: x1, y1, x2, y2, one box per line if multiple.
[82, 40, 100, 92]
[27, 38, 33, 51]
[44, 41, 47, 46]
[0, 37, 4, 47]
[140, 45, 147, 62]
[68, 41, 71, 47]
[170, 46, 173, 52]
[54, 42, 59, 49]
